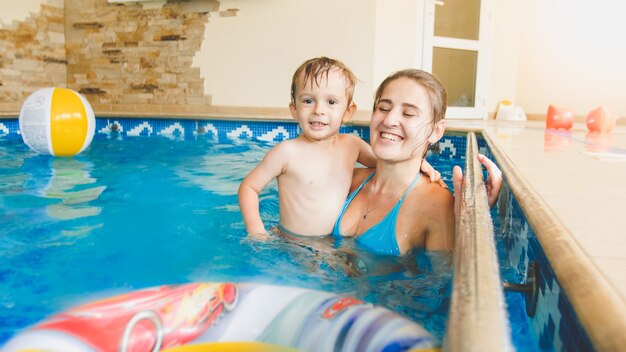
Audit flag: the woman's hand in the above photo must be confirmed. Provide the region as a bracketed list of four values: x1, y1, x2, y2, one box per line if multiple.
[452, 154, 503, 209]
[478, 153, 503, 208]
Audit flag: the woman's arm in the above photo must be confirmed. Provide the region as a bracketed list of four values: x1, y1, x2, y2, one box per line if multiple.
[423, 187, 455, 251]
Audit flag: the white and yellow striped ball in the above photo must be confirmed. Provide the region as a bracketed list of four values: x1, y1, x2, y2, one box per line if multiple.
[19, 87, 95, 156]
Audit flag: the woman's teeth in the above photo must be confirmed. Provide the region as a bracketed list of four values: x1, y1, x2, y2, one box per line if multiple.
[381, 132, 402, 141]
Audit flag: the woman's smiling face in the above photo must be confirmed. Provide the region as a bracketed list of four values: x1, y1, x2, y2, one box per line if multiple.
[370, 77, 439, 162]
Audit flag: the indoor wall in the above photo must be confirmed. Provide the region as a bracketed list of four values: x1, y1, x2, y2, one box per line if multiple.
[1, 0, 624, 120]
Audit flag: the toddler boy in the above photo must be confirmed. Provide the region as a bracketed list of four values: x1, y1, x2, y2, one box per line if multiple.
[238, 57, 438, 238]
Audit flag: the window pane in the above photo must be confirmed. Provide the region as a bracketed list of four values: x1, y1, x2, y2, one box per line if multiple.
[432, 47, 477, 107]
[434, 0, 481, 40]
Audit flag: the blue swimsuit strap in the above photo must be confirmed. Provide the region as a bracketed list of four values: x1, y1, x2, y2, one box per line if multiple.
[354, 173, 422, 255]
[333, 172, 421, 239]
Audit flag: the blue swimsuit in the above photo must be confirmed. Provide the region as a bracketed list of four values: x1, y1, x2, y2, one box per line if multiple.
[332, 172, 421, 256]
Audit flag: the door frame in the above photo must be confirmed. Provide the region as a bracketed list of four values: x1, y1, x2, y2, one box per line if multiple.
[419, 0, 493, 119]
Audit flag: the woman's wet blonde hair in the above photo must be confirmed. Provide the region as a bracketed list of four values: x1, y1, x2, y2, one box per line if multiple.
[290, 57, 357, 105]
[373, 69, 447, 124]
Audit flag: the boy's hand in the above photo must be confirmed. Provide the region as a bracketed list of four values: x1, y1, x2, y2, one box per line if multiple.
[421, 159, 447, 189]
[247, 231, 272, 241]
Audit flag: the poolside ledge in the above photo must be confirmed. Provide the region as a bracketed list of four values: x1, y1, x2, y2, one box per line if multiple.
[445, 132, 513, 351]
[449, 119, 626, 351]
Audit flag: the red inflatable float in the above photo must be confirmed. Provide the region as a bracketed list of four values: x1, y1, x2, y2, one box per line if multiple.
[546, 105, 575, 130]
[586, 106, 616, 133]
[3, 282, 438, 352]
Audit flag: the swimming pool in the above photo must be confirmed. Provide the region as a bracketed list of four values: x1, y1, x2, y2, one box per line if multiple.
[0, 117, 593, 351]
[0, 119, 457, 347]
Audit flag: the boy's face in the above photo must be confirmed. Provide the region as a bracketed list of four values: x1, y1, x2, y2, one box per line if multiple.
[289, 69, 355, 141]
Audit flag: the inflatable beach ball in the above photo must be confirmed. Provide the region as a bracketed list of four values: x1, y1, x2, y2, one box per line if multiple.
[19, 87, 95, 156]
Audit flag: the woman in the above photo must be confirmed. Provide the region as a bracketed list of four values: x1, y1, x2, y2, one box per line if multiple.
[333, 69, 501, 255]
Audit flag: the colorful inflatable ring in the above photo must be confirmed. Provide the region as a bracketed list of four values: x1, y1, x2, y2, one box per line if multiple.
[163, 342, 299, 351]
[3, 282, 439, 352]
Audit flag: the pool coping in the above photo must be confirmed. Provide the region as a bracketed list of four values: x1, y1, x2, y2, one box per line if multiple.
[477, 127, 626, 351]
[445, 132, 513, 351]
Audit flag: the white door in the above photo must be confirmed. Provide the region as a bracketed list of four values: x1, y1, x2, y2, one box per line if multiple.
[421, 0, 492, 119]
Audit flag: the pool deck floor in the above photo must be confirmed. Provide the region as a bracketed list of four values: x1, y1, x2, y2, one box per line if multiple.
[464, 120, 626, 295]
[448, 119, 626, 347]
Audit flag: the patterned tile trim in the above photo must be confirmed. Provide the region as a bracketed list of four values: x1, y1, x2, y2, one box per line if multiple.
[0, 119, 19, 135]
[96, 118, 360, 142]
[498, 186, 594, 351]
[2, 117, 464, 159]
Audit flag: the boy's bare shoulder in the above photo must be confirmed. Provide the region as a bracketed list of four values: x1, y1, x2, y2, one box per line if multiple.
[267, 137, 302, 157]
[337, 133, 364, 144]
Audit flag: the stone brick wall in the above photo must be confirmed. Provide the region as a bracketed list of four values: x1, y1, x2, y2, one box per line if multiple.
[65, 0, 219, 115]
[0, 2, 66, 113]
[0, 0, 235, 117]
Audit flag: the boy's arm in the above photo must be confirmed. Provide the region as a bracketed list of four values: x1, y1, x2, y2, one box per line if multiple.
[354, 137, 377, 168]
[238, 144, 288, 239]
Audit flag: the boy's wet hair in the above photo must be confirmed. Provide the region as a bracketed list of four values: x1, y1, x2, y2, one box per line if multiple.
[373, 69, 447, 124]
[290, 57, 357, 105]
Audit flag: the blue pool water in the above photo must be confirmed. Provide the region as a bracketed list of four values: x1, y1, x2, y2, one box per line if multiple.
[0, 133, 456, 345]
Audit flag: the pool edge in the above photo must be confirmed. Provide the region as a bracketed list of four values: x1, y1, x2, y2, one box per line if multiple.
[476, 127, 626, 351]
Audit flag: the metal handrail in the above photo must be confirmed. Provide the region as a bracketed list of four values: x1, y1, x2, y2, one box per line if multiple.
[444, 132, 513, 351]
